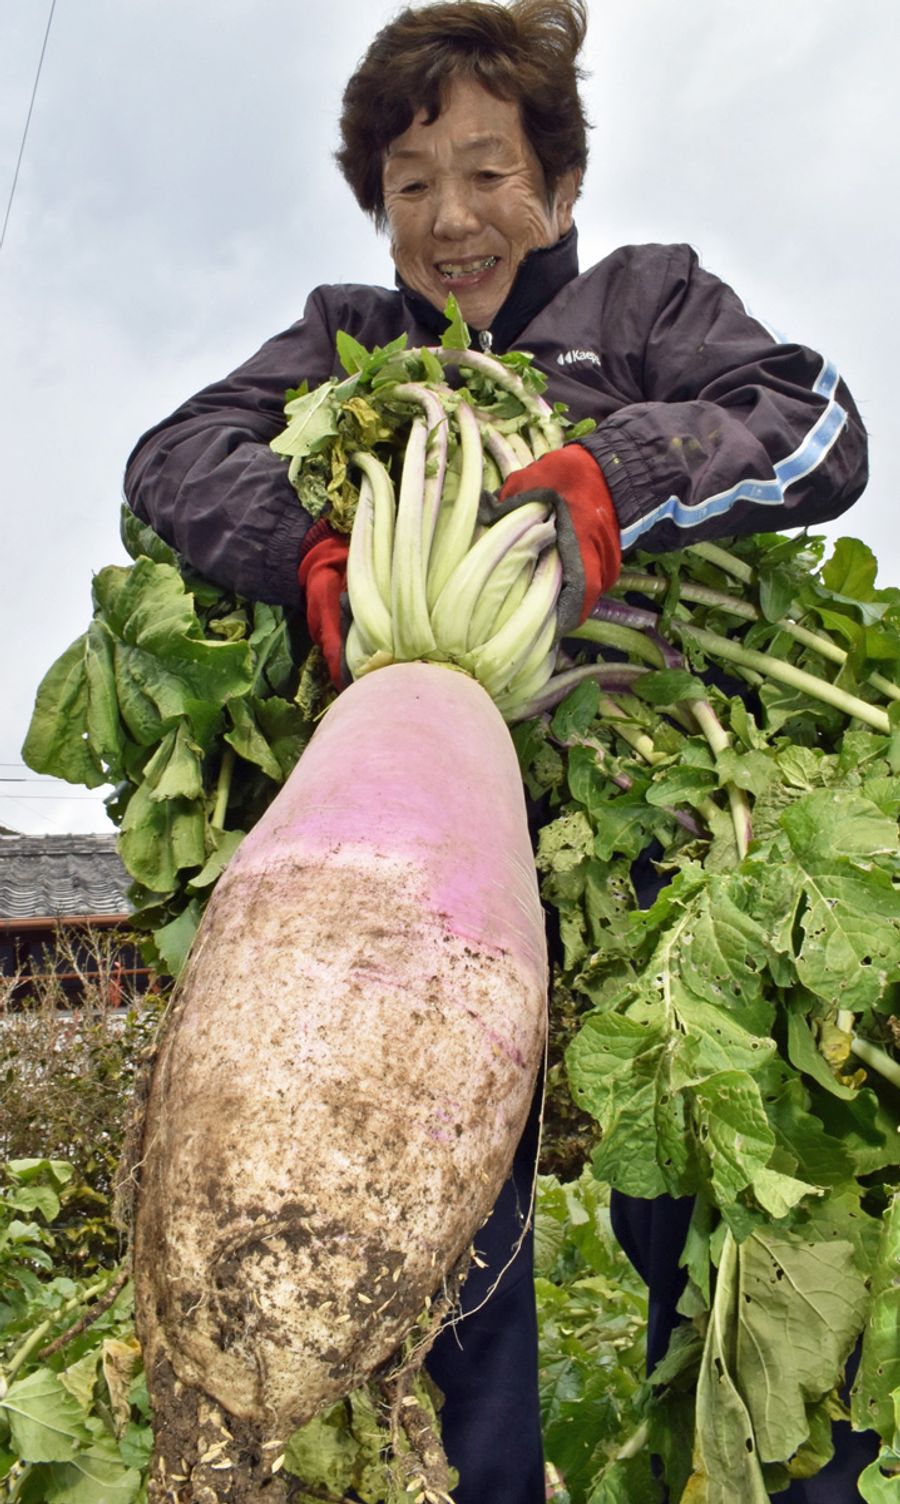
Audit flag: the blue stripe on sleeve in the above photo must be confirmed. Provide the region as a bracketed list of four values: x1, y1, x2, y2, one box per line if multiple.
[620, 358, 847, 551]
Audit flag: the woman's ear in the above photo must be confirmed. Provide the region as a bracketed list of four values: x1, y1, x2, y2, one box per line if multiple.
[553, 167, 582, 235]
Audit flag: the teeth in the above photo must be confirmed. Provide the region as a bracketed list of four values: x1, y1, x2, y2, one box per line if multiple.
[438, 256, 498, 278]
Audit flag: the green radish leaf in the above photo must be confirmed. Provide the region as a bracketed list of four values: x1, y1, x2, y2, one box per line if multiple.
[850, 622, 900, 672]
[774, 1061, 868, 1171]
[254, 696, 311, 779]
[187, 828, 246, 892]
[852, 1194, 900, 1444]
[282, 1407, 357, 1496]
[567, 1012, 670, 1198]
[550, 679, 602, 741]
[757, 562, 797, 622]
[785, 1007, 858, 1100]
[119, 503, 179, 567]
[643, 764, 717, 808]
[225, 697, 284, 783]
[0, 1370, 91, 1463]
[714, 747, 776, 795]
[565, 747, 671, 859]
[771, 794, 900, 1015]
[750, 1166, 822, 1219]
[89, 560, 253, 749]
[142, 721, 204, 803]
[336, 329, 370, 375]
[690, 1070, 775, 1204]
[43, 1437, 142, 1504]
[857, 1452, 900, 1502]
[781, 788, 898, 861]
[340, 331, 410, 388]
[269, 380, 340, 459]
[58, 1352, 100, 1416]
[418, 346, 445, 384]
[249, 603, 295, 694]
[813, 1088, 900, 1179]
[152, 899, 203, 978]
[688, 1239, 771, 1503]
[21, 634, 105, 787]
[536, 809, 595, 875]
[84, 621, 126, 776]
[822, 536, 883, 602]
[118, 784, 206, 892]
[564, 416, 597, 441]
[686, 1215, 870, 1500]
[734, 1225, 870, 1462]
[118, 1421, 153, 1471]
[630, 668, 708, 705]
[441, 293, 471, 350]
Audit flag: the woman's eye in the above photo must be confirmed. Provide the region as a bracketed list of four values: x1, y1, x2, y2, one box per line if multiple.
[399, 181, 427, 196]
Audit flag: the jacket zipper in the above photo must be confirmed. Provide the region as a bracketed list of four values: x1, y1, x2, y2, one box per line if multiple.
[479, 329, 494, 353]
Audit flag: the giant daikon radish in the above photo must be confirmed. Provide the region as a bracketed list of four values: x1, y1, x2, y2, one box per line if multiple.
[132, 661, 548, 1443]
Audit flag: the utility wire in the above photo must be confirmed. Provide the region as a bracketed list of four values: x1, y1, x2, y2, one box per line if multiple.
[0, 794, 108, 801]
[0, 0, 59, 253]
[0, 776, 108, 788]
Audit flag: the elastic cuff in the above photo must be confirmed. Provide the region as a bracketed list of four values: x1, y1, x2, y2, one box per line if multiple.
[579, 423, 653, 544]
[297, 515, 336, 565]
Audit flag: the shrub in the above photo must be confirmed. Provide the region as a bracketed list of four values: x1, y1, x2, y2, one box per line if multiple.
[0, 927, 161, 1274]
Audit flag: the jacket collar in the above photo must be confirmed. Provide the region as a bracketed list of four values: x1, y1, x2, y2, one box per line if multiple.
[396, 226, 580, 350]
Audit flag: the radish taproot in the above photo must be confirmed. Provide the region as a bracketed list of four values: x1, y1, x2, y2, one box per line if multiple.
[132, 660, 548, 1443]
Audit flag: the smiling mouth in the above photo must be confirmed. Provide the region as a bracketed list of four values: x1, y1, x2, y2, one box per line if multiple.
[437, 255, 499, 279]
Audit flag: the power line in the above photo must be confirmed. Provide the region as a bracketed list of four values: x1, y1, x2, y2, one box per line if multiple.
[1, 0, 59, 253]
[0, 777, 100, 785]
[0, 795, 108, 803]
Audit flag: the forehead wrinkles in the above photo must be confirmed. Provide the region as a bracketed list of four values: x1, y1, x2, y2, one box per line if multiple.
[386, 132, 510, 161]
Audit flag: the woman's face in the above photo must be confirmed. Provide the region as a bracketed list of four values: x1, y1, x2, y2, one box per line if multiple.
[382, 77, 578, 331]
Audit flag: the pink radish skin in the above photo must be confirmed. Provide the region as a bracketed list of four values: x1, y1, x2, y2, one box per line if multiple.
[132, 661, 548, 1435]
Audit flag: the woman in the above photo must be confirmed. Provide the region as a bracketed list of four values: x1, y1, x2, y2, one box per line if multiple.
[124, 3, 870, 1500]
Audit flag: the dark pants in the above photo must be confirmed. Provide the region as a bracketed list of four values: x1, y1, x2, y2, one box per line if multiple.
[610, 1190, 881, 1502]
[427, 1095, 546, 1504]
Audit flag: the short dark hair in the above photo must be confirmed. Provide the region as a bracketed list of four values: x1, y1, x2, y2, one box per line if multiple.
[336, 0, 590, 227]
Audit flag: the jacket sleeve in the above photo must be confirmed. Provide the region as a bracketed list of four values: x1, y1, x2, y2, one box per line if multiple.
[123, 289, 340, 607]
[579, 245, 869, 556]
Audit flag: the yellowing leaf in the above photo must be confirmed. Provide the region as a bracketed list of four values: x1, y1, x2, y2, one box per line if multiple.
[101, 1339, 142, 1435]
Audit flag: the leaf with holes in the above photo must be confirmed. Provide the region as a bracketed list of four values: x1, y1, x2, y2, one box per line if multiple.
[772, 798, 900, 1016]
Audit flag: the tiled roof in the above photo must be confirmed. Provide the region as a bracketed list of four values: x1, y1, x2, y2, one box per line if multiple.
[0, 834, 131, 921]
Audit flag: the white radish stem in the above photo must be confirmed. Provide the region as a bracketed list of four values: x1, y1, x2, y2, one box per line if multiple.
[431, 501, 554, 657]
[391, 420, 437, 659]
[351, 451, 395, 609]
[426, 401, 484, 607]
[346, 474, 393, 654]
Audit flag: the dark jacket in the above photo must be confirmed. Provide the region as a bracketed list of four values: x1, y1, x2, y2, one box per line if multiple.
[123, 230, 868, 603]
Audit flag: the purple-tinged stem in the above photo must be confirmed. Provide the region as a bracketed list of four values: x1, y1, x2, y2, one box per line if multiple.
[483, 424, 527, 479]
[511, 662, 648, 720]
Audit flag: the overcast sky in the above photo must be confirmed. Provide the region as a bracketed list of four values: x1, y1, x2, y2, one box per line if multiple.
[2, 0, 898, 835]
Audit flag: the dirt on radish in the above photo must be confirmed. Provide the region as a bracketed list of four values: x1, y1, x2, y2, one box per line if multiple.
[143, 1348, 289, 1504]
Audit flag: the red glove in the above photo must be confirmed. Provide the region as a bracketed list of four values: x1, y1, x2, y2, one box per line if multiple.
[498, 445, 621, 632]
[297, 519, 349, 688]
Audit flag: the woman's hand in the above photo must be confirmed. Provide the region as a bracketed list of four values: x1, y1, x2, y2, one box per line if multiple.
[495, 444, 621, 632]
[298, 520, 349, 687]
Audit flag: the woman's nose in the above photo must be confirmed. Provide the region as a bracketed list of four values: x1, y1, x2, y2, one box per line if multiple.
[432, 178, 481, 240]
